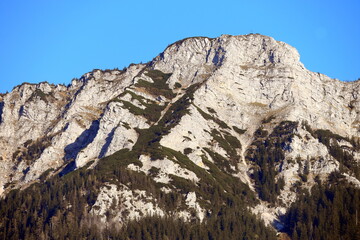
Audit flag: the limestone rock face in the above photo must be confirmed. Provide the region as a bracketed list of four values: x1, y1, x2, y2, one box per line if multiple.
[0, 34, 359, 226]
[0, 65, 145, 194]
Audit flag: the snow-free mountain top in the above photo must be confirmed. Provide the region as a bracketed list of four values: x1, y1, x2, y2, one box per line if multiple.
[0, 34, 359, 238]
[157, 34, 302, 67]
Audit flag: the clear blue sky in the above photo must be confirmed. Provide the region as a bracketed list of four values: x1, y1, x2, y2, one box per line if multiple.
[0, 0, 359, 93]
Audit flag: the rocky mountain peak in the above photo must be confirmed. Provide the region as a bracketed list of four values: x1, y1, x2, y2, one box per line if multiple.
[0, 34, 359, 239]
[149, 34, 305, 96]
[153, 34, 302, 71]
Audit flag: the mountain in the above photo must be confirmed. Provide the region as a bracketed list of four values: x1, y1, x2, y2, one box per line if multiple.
[0, 34, 359, 239]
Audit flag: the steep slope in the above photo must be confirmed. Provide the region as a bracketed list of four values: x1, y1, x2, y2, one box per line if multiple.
[0, 34, 359, 239]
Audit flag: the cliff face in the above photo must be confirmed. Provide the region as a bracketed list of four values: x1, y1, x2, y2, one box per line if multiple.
[0, 34, 359, 230]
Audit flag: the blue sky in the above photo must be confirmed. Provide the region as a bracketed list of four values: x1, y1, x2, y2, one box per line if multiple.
[0, 0, 359, 93]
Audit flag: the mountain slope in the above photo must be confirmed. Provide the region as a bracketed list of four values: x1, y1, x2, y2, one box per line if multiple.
[0, 34, 359, 239]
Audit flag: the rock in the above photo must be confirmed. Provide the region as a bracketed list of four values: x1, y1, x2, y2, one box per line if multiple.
[0, 34, 359, 228]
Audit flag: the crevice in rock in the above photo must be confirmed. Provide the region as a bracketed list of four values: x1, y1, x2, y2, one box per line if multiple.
[212, 46, 226, 67]
[0, 101, 4, 124]
[18, 105, 24, 118]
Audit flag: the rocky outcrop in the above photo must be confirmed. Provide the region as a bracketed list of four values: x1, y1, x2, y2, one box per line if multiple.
[0, 34, 359, 228]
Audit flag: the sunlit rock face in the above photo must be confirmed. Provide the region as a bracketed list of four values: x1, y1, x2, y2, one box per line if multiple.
[0, 34, 359, 226]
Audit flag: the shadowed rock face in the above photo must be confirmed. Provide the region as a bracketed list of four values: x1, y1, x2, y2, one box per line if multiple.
[0, 34, 359, 227]
[64, 120, 100, 162]
[0, 101, 4, 124]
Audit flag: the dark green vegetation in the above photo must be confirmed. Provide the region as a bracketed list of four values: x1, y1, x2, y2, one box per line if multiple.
[118, 208, 275, 240]
[303, 121, 360, 179]
[282, 177, 360, 240]
[277, 124, 360, 239]
[0, 144, 278, 239]
[2, 67, 360, 239]
[206, 129, 242, 173]
[112, 69, 177, 123]
[246, 121, 297, 203]
[135, 70, 176, 99]
[28, 89, 53, 103]
[13, 136, 54, 166]
[174, 82, 182, 89]
[117, 90, 166, 123]
[0, 69, 276, 240]
[232, 126, 246, 135]
[193, 104, 230, 129]
[131, 83, 199, 160]
[244, 121, 360, 239]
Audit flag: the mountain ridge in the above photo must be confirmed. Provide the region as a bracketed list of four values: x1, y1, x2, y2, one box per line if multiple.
[0, 34, 359, 239]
